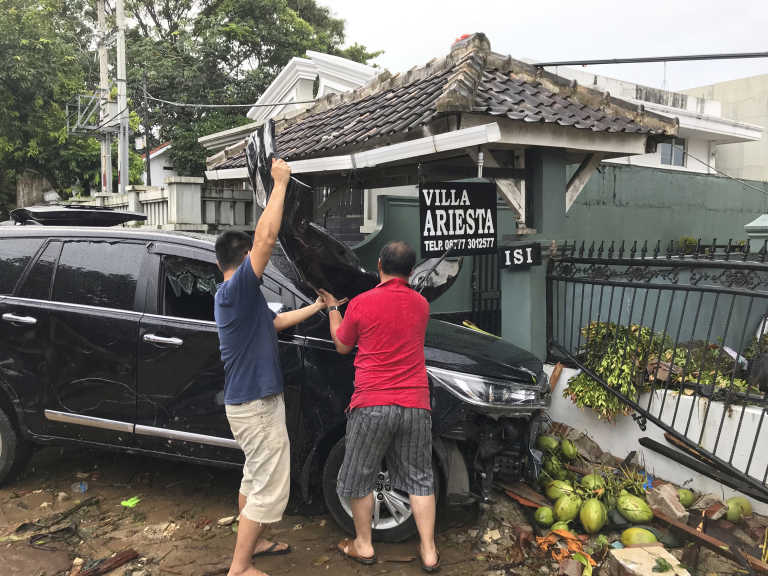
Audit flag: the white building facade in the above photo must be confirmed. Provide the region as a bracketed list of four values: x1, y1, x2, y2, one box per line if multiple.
[544, 66, 763, 174]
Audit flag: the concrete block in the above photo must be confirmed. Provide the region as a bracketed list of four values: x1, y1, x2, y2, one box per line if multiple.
[647, 484, 689, 523]
[603, 546, 690, 576]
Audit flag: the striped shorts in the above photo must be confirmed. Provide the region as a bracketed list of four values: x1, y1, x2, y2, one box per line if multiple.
[337, 405, 434, 499]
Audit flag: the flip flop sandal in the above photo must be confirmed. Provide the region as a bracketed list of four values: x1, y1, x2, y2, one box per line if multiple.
[252, 541, 292, 559]
[337, 537, 377, 566]
[419, 551, 440, 573]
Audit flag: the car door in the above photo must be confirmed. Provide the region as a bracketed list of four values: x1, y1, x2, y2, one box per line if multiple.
[0, 235, 47, 433]
[134, 245, 306, 466]
[41, 239, 146, 446]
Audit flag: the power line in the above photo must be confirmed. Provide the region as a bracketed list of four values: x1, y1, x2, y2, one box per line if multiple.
[534, 51, 768, 68]
[685, 151, 768, 196]
[144, 90, 317, 109]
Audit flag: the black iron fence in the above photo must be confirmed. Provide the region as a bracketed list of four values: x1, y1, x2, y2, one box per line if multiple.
[547, 239, 768, 500]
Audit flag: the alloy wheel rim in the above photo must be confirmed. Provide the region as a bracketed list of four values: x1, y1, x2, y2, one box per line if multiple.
[339, 471, 413, 530]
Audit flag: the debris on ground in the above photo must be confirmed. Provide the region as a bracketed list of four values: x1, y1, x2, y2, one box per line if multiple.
[603, 546, 689, 576]
[78, 548, 139, 576]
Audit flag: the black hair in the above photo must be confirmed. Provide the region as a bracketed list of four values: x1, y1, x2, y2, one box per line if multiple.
[379, 241, 416, 278]
[215, 230, 251, 272]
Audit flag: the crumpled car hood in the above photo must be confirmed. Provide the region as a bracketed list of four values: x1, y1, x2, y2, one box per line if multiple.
[246, 120, 461, 303]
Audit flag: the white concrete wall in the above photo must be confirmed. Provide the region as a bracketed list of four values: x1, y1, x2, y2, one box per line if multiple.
[685, 75, 768, 182]
[546, 364, 768, 515]
[605, 136, 712, 174]
[142, 149, 178, 187]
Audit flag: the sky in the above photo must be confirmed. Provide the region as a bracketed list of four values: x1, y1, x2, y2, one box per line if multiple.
[323, 0, 768, 91]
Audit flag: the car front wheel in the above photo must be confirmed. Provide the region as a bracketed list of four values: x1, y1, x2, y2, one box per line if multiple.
[0, 406, 31, 485]
[322, 437, 439, 543]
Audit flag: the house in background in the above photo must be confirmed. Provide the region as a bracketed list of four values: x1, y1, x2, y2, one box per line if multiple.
[199, 51, 378, 156]
[141, 142, 178, 187]
[543, 66, 763, 174]
[684, 74, 768, 182]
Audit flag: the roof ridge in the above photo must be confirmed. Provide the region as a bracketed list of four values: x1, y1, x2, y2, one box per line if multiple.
[275, 34, 492, 135]
[484, 52, 676, 133]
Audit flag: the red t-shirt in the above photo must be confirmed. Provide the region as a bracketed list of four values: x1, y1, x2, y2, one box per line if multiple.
[336, 277, 430, 410]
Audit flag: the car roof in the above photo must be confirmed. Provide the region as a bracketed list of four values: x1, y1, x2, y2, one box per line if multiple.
[0, 226, 217, 251]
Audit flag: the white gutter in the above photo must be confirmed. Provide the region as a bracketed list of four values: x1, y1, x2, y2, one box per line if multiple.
[204, 123, 503, 181]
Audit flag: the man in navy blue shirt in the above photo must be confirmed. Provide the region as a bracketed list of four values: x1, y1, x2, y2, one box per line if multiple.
[215, 158, 329, 576]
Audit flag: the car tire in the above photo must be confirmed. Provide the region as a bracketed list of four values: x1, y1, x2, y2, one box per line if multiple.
[0, 407, 31, 485]
[322, 437, 440, 543]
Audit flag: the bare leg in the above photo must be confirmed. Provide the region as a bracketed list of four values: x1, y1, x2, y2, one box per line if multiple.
[237, 492, 289, 556]
[349, 493, 375, 558]
[410, 494, 438, 567]
[228, 514, 267, 576]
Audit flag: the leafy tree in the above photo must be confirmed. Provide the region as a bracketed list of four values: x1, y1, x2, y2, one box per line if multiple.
[0, 0, 95, 213]
[127, 0, 381, 176]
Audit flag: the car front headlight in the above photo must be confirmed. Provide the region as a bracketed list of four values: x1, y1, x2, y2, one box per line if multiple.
[427, 366, 541, 407]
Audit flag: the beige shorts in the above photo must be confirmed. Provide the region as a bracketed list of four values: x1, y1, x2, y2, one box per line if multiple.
[226, 393, 290, 524]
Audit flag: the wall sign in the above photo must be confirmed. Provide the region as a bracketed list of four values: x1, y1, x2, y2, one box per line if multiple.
[500, 243, 542, 269]
[419, 181, 498, 258]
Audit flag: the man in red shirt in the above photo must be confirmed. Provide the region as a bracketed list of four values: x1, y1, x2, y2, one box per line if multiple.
[319, 241, 439, 573]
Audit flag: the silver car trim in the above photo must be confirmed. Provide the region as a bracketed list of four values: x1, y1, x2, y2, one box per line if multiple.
[134, 425, 240, 449]
[44, 410, 133, 433]
[3, 296, 142, 318]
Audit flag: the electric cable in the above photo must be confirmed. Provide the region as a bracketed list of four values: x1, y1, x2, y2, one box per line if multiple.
[685, 152, 768, 196]
[143, 89, 317, 109]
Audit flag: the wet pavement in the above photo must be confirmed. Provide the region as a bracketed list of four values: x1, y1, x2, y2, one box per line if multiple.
[0, 447, 492, 575]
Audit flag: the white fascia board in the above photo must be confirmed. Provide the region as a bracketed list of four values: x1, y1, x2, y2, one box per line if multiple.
[206, 123, 502, 178]
[307, 51, 378, 85]
[470, 114, 648, 156]
[289, 155, 355, 173]
[289, 123, 502, 174]
[205, 168, 248, 181]
[632, 99, 763, 142]
[247, 57, 317, 121]
[198, 121, 259, 150]
[149, 144, 171, 161]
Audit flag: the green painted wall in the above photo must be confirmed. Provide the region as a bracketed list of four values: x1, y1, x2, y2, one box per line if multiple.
[353, 164, 768, 356]
[563, 164, 768, 243]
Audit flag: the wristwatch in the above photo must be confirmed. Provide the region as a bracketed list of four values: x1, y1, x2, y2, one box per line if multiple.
[328, 305, 341, 313]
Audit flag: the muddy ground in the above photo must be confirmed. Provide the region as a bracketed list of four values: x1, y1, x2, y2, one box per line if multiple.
[0, 447, 509, 576]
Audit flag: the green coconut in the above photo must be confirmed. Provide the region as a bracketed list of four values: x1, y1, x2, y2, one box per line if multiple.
[534, 506, 554, 527]
[677, 489, 695, 508]
[543, 454, 564, 479]
[546, 480, 574, 501]
[621, 527, 658, 547]
[536, 435, 560, 453]
[551, 521, 570, 531]
[728, 496, 752, 517]
[726, 501, 743, 523]
[554, 494, 582, 523]
[581, 473, 606, 494]
[560, 439, 578, 460]
[580, 498, 607, 534]
[617, 493, 654, 523]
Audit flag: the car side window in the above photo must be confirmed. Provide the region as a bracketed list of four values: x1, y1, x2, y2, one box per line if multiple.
[0, 238, 43, 294]
[162, 255, 222, 321]
[18, 241, 62, 300]
[261, 274, 297, 312]
[53, 241, 145, 311]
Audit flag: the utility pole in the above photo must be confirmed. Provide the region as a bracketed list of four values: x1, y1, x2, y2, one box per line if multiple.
[116, 0, 129, 194]
[97, 0, 112, 194]
[142, 71, 152, 186]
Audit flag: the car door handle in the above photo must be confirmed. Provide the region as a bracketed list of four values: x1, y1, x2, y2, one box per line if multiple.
[143, 334, 184, 347]
[2, 313, 37, 325]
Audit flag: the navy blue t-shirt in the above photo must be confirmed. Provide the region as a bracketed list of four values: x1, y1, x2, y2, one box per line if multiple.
[214, 258, 283, 405]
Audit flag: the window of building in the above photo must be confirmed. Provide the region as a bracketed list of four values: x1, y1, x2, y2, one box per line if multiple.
[53, 241, 144, 311]
[659, 138, 686, 167]
[0, 238, 42, 294]
[18, 241, 62, 300]
[162, 255, 222, 321]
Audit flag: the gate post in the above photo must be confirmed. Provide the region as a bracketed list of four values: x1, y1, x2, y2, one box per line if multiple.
[500, 148, 567, 359]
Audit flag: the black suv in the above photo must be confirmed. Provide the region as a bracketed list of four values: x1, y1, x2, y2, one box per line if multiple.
[0, 222, 549, 540]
